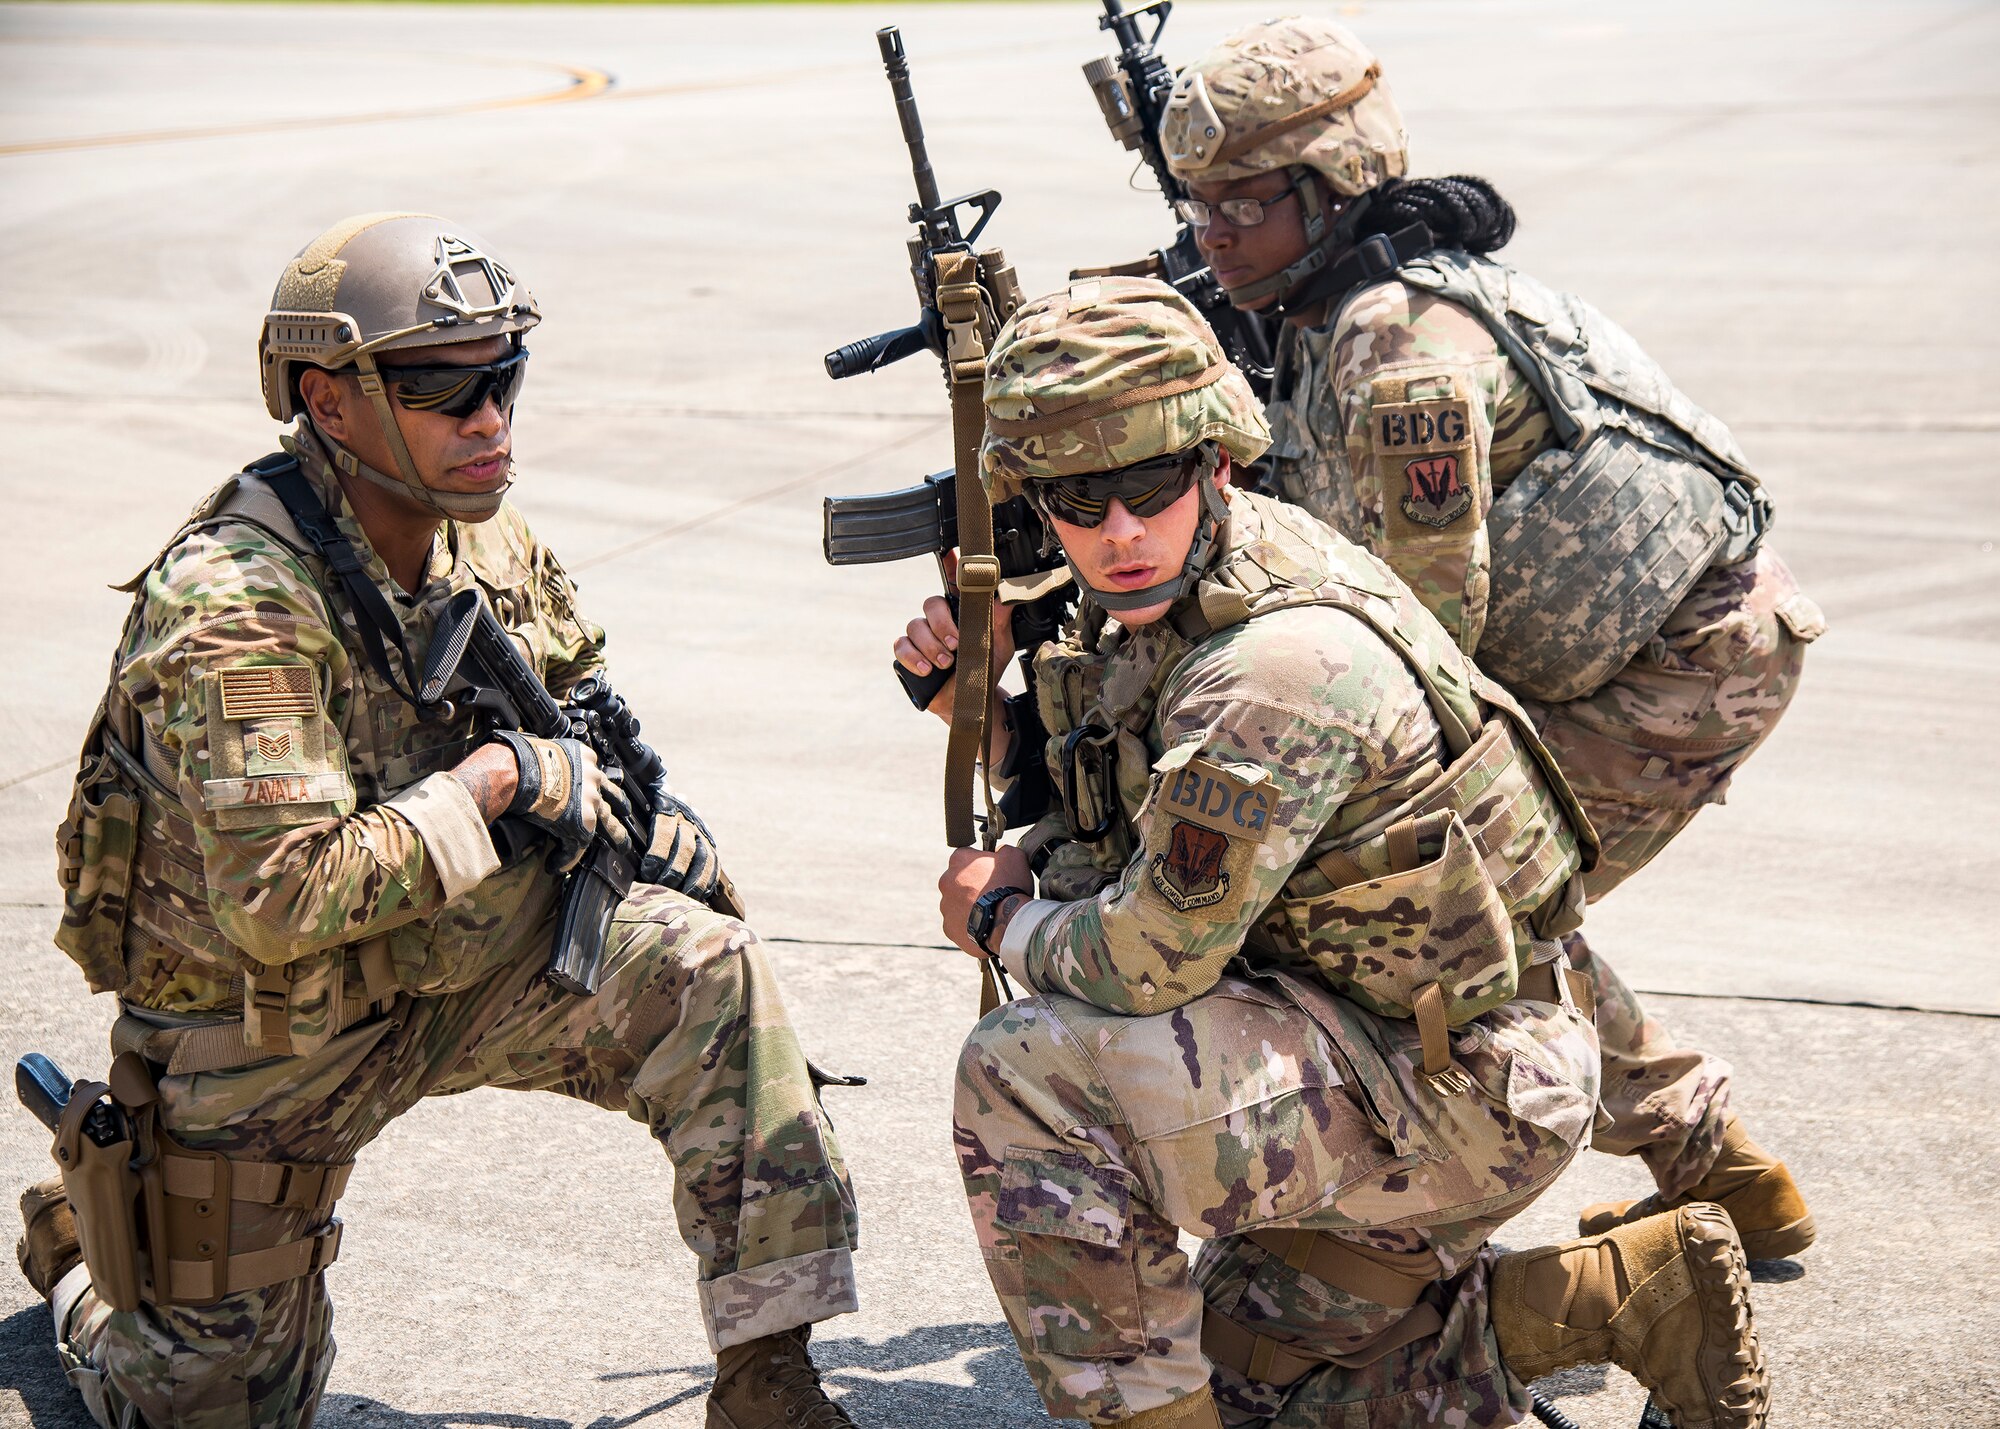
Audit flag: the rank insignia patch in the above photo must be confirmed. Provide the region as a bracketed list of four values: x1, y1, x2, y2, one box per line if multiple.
[254, 731, 294, 762]
[1401, 455, 1473, 528]
[1150, 820, 1231, 912]
[218, 666, 316, 721]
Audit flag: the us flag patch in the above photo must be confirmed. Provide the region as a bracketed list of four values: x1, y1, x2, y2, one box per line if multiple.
[218, 666, 316, 721]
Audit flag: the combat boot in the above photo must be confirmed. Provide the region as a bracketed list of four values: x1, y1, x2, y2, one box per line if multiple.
[1493, 1204, 1767, 1429]
[707, 1324, 857, 1429]
[1578, 1116, 1815, 1260]
[16, 1176, 81, 1299]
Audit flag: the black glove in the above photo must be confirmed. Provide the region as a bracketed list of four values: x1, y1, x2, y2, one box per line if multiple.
[492, 730, 630, 871]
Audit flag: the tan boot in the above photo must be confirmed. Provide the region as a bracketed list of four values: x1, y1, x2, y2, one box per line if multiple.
[1580, 1116, 1816, 1260]
[16, 1176, 81, 1299]
[1123, 1388, 1223, 1429]
[1493, 1204, 1767, 1429]
[707, 1324, 857, 1429]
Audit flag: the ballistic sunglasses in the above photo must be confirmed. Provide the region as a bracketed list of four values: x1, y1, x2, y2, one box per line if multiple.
[1028, 444, 1218, 528]
[374, 346, 529, 420]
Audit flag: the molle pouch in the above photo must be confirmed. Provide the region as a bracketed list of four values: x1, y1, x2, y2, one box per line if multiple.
[1480, 427, 1731, 704]
[240, 950, 349, 1062]
[54, 711, 143, 995]
[1409, 711, 1586, 933]
[1279, 808, 1517, 1026]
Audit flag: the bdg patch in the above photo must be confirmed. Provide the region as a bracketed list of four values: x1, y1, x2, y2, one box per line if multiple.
[1151, 821, 1231, 912]
[1158, 754, 1273, 838]
[1372, 399, 1472, 455]
[1401, 454, 1474, 528]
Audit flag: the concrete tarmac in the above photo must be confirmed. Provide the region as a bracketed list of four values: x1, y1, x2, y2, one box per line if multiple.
[1, 2, 1996, 1424]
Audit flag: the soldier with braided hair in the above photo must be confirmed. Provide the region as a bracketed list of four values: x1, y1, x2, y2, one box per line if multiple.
[1160, 15, 1826, 1266]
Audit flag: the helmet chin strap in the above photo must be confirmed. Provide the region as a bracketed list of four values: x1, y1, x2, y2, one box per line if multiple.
[331, 350, 512, 522]
[1218, 174, 1381, 318]
[1071, 479, 1232, 615]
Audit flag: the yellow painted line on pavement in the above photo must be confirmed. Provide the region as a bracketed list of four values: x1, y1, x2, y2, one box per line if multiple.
[0, 51, 612, 158]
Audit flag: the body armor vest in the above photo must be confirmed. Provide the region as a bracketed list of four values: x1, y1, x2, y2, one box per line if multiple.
[1391, 251, 1772, 703]
[1034, 492, 1596, 1030]
[54, 464, 553, 1071]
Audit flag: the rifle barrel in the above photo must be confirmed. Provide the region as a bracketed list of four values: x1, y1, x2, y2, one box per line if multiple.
[876, 27, 946, 223]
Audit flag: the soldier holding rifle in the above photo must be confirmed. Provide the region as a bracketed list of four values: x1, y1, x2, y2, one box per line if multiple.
[18, 214, 869, 1429]
[1148, 15, 1824, 1266]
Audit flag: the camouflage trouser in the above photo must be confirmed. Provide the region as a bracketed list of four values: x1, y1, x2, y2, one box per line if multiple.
[49, 884, 858, 1429]
[954, 968, 1598, 1426]
[1521, 546, 1822, 1198]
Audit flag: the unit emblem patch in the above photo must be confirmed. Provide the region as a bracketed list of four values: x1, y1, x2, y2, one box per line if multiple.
[1151, 820, 1231, 912]
[1400, 455, 1473, 528]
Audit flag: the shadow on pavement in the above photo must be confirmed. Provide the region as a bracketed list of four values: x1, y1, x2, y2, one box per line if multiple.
[1532, 1361, 1611, 1401]
[1748, 1258, 1805, 1284]
[592, 1321, 1048, 1426]
[1, 1303, 93, 1429]
[314, 1321, 1046, 1428]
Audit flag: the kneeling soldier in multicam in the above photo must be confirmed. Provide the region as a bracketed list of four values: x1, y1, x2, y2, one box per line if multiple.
[17, 213, 865, 1429]
[906, 277, 1768, 1428]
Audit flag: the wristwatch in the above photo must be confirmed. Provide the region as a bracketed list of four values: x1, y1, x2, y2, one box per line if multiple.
[968, 885, 1031, 957]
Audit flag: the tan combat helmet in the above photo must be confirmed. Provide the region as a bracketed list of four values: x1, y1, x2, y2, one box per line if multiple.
[982, 274, 1269, 611]
[1160, 17, 1408, 313]
[259, 213, 541, 519]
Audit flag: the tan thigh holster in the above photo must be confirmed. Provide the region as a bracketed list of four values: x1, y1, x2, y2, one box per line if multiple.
[47, 1052, 353, 1312]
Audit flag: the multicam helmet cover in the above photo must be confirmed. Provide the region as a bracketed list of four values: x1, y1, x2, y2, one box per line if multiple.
[981, 274, 1270, 505]
[1160, 15, 1407, 194]
[982, 276, 1270, 612]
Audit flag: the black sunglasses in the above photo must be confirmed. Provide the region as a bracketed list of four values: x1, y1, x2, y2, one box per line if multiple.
[1029, 445, 1216, 529]
[375, 346, 529, 420]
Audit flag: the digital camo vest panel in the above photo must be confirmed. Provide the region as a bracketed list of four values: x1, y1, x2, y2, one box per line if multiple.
[1397, 253, 1770, 703]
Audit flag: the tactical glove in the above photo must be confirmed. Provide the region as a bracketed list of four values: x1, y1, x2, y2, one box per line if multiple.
[637, 790, 742, 915]
[492, 731, 630, 871]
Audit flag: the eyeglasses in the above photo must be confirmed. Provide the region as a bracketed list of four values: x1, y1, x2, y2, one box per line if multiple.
[1173, 181, 1299, 230]
[1028, 445, 1216, 529]
[375, 347, 529, 420]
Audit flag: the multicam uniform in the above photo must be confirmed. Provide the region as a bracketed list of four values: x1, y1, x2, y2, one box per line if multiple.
[954, 279, 1601, 1427]
[1261, 254, 1825, 1192]
[1150, 8, 1819, 1205]
[45, 430, 857, 1427]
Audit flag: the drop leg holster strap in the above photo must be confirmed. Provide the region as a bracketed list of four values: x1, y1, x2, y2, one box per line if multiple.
[146, 1126, 352, 1306]
[1200, 1228, 1446, 1386]
[51, 1052, 354, 1308]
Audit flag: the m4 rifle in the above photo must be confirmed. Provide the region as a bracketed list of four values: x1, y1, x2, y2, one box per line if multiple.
[1079, 0, 1277, 401]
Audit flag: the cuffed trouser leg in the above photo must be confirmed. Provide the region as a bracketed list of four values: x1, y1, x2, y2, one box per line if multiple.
[439, 883, 859, 1350]
[1566, 932, 1733, 1199]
